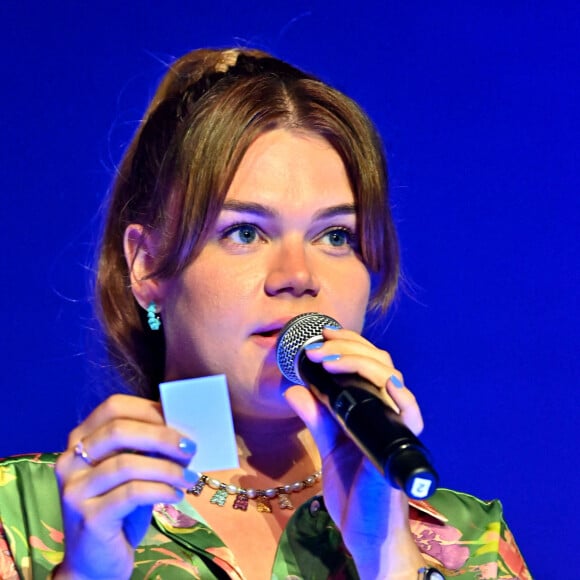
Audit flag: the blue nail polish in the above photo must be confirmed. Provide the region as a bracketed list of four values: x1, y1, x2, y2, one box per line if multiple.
[178, 438, 197, 455]
[322, 354, 342, 362]
[184, 469, 200, 483]
[304, 341, 324, 351]
[390, 374, 404, 388]
[323, 324, 341, 330]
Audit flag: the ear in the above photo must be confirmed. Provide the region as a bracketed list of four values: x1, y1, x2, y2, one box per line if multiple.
[123, 224, 164, 311]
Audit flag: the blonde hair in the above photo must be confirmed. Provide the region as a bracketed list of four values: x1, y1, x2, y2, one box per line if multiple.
[96, 48, 399, 398]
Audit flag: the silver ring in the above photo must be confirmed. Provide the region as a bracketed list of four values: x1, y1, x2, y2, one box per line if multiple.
[73, 439, 94, 466]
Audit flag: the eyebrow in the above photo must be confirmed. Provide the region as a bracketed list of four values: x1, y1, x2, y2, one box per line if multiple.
[221, 200, 357, 220]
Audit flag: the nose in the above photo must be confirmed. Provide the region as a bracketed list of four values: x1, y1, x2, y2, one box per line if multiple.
[264, 239, 320, 298]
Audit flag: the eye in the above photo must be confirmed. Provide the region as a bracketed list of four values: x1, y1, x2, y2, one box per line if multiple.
[318, 227, 357, 248]
[221, 223, 262, 245]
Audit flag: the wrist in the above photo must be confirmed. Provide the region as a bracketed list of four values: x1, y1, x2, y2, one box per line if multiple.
[348, 490, 425, 579]
[351, 538, 425, 580]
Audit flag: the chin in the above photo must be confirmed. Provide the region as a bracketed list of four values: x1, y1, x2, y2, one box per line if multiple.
[232, 386, 297, 422]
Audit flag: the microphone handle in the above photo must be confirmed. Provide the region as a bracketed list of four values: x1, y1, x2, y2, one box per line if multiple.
[298, 352, 439, 499]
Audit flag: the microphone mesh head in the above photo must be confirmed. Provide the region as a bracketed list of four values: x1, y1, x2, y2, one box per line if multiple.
[276, 312, 341, 385]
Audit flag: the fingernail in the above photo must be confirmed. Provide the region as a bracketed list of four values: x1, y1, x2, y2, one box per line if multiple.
[184, 469, 200, 483]
[322, 354, 342, 362]
[174, 488, 185, 501]
[178, 438, 197, 455]
[390, 374, 404, 388]
[324, 324, 341, 330]
[304, 341, 324, 351]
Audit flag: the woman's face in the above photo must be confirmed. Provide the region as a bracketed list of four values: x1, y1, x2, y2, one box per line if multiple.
[158, 129, 371, 420]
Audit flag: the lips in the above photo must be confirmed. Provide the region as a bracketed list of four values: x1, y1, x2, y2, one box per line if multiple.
[255, 328, 280, 338]
[251, 317, 296, 343]
[253, 318, 289, 335]
[252, 327, 283, 344]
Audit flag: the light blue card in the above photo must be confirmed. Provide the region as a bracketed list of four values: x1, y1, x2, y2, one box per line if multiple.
[160, 374, 239, 473]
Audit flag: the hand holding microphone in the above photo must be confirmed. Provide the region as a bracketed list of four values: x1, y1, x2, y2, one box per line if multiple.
[276, 313, 438, 500]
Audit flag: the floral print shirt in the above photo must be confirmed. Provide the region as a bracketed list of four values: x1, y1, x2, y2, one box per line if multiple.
[0, 453, 531, 579]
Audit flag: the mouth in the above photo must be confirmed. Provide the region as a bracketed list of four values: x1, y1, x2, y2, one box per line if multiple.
[251, 319, 293, 345]
[255, 328, 281, 338]
[251, 329, 282, 347]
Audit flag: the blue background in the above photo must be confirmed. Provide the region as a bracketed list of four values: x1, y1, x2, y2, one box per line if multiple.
[1, 2, 577, 577]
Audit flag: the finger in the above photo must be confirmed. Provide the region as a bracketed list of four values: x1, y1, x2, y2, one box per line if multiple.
[59, 466, 188, 542]
[386, 377, 424, 436]
[64, 453, 198, 501]
[306, 350, 400, 410]
[321, 327, 395, 367]
[74, 480, 183, 538]
[306, 330, 399, 387]
[304, 344, 423, 435]
[56, 430, 197, 486]
[78, 419, 196, 465]
[67, 394, 165, 447]
[315, 357, 423, 435]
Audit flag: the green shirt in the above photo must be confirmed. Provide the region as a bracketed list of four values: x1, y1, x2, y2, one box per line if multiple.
[0, 453, 531, 579]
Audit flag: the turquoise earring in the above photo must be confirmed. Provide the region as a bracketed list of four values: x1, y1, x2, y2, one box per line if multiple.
[147, 301, 161, 331]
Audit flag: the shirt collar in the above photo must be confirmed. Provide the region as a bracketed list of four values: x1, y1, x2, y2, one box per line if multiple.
[409, 499, 448, 523]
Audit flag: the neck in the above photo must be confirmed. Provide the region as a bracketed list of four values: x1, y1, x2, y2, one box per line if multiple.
[192, 414, 323, 514]
[233, 414, 320, 480]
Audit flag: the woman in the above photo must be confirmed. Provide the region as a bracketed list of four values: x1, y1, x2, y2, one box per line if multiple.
[0, 48, 530, 579]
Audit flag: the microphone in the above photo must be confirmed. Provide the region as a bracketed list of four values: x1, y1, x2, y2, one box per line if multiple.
[276, 312, 438, 500]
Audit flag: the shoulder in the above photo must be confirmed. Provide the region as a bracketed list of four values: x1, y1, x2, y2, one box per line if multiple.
[409, 487, 506, 550]
[0, 452, 60, 488]
[0, 453, 64, 577]
[409, 488, 531, 579]
[415, 487, 505, 523]
[0, 451, 60, 467]
[0, 452, 61, 518]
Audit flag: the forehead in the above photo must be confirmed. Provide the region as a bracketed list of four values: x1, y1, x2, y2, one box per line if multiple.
[225, 129, 355, 208]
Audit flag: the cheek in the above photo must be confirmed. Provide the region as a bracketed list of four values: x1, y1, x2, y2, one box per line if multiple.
[169, 261, 262, 330]
[330, 263, 371, 331]
[352, 278, 372, 330]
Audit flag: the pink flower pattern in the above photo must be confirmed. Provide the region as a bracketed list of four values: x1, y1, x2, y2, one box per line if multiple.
[410, 518, 471, 570]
